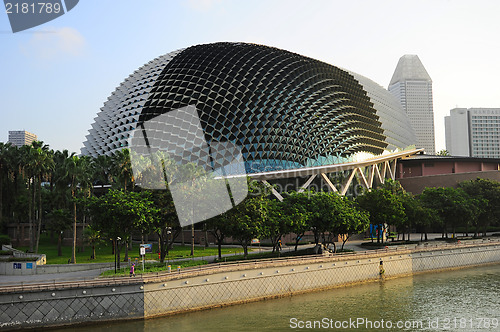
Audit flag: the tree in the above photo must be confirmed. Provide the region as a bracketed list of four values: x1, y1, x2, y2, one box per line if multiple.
[419, 187, 481, 238]
[282, 191, 313, 251]
[262, 199, 290, 253]
[46, 208, 72, 256]
[334, 198, 370, 251]
[436, 149, 450, 156]
[30, 141, 54, 254]
[86, 189, 159, 268]
[149, 189, 181, 263]
[111, 149, 133, 192]
[59, 154, 94, 263]
[459, 178, 500, 236]
[0, 143, 14, 229]
[225, 181, 267, 258]
[356, 188, 406, 243]
[84, 225, 104, 260]
[206, 211, 233, 259]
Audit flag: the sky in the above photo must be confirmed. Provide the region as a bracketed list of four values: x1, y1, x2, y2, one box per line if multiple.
[1, 0, 500, 154]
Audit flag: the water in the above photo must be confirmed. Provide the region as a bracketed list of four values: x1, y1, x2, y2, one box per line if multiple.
[54, 264, 500, 331]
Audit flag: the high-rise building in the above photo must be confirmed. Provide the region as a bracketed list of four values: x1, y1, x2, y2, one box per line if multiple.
[388, 55, 436, 154]
[8, 130, 38, 147]
[445, 108, 500, 158]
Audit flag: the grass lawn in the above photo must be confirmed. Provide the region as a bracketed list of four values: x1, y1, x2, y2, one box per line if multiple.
[15, 233, 245, 265]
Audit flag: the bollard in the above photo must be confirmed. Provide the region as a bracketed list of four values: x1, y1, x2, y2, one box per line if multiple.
[168, 265, 171, 273]
[177, 266, 181, 273]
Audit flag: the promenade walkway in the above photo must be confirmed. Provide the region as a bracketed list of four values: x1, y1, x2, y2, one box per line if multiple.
[1, 233, 496, 286]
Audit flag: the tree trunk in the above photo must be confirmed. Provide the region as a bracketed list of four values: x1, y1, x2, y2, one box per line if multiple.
[35, 176, 42, 254]
[80, 215, 85, 252]
[28, 180, 34, 252]
[124, 239, 129, 262]
[0, 173, 3, 229]
[71, 199, 77, 264]
[57, 232, 62, 256]
[116, 242, 122, 269]
[91, 245, 95, 259]
[243, 243, 248, 258]
[190, 224, 195, 256]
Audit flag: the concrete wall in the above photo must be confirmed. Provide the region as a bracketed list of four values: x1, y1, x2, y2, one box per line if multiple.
[1, 241, 499, 330]
[0, 282, 144, 330]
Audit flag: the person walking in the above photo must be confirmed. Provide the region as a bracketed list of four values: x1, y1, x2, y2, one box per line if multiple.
[130, 263, 135, 277]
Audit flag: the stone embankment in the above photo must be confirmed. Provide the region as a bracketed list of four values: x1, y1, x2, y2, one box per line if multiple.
[1, 239, 499, 330]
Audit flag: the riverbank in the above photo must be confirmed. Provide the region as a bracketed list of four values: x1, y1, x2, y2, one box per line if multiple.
[1, 238, 499, 330]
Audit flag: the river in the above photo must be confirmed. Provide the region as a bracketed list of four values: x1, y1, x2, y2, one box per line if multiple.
[52, 263, 500, 331]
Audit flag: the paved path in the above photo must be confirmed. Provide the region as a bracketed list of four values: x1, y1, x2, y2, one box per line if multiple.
[2, 233, 497, 286]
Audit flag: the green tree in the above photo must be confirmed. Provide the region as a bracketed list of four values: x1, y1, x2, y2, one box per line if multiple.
[46, 208, 72, 257]
[282, 191, 313, 251]
[111, 149, 133, 192]
[459, 178, 500, 236]
[86, 189, 159, 268]
[206, 211, 233, 259]
[84, 224, 104, 260]
[225, 181, 267, 258]
[262, 199, 290, 253]
[419, 187, 480, 238]
[30, 141, 55, 254]
[356, 188, 406, 243]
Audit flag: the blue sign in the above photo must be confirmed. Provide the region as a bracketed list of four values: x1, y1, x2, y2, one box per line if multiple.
[26, 262, 33, 269]
[13, 263, 21, 269]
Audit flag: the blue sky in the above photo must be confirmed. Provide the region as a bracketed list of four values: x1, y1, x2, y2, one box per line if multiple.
[1, 0, 500, 154]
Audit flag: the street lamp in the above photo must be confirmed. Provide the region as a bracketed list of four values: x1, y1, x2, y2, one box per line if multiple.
[114, 236, 121, 274]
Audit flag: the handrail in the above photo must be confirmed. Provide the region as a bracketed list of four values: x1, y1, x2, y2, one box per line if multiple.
[1, 238, 499, 294]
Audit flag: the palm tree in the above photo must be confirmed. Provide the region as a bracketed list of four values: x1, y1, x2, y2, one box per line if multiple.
[30, 141, 55, 254]
[84, 224, 103, 260]
[0, 142, 14, 227]
[111, 149, 133, 192]
[17, 144, 36, 252]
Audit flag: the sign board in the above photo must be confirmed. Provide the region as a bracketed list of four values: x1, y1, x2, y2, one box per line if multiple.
[26, 263, 33, 269]
[140, 243, 153, 253]
[140, 247, 145, 256]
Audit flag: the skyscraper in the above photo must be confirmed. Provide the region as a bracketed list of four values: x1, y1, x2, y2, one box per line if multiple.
[8, 130, 38, 147]
[445, 108, 500, 158]
[389, 55, 436, 154]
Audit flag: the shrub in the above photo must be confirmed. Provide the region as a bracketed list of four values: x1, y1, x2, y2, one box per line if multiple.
[0, 234, 10, 246]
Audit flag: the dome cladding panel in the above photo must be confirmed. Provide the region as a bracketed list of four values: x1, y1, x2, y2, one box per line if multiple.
[83, 42, 416, 172]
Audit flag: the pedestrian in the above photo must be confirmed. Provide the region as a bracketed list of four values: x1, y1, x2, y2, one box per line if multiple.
[130, 263, 135, 277]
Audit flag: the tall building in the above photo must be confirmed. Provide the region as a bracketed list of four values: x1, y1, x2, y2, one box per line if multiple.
[388, 55, 436, 154]
[8, 130, 38, 147]
[445, 108, 500, 158]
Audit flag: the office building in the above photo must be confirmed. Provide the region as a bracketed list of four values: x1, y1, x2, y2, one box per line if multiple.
[8, 130, 38, 147]
[445, 108, 500, 158]
[389, 55, 436, 154]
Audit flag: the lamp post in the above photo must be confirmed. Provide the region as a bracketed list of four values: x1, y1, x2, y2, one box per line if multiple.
[114, 236, 121, 274]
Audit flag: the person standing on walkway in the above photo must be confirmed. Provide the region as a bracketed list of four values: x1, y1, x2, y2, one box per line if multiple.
[130, 263, 135, 277]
